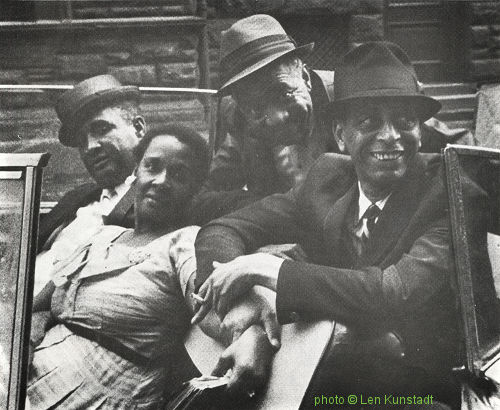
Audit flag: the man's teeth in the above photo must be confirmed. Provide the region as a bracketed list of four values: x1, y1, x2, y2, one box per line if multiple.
[372, 152, 402, 160]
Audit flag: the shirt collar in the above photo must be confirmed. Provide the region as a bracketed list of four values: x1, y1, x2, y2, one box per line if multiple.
[357, 182, 391, 221]
[100, 175, 136, 201]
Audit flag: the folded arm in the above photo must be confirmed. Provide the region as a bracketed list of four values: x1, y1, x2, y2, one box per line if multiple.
[193, 218, 451, 329]
[195, 190, 303, 288]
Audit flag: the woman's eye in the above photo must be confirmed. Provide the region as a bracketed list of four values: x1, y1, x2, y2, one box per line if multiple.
[142, 159, 159, 172]
[173, 169, 189, 182]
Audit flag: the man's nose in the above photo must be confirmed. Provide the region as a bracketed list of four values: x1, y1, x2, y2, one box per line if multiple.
[152, 169, 171, 187]
[83, 134, 101, 152]
[265, 96, 307, 127]
[377, 120, 400, 142]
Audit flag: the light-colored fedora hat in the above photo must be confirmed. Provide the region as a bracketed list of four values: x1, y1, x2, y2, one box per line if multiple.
[330, 41, 441, 121]
[56, 74, 140, 147]
[219, 14, 314, 94]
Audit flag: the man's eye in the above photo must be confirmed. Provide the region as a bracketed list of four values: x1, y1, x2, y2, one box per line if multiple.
[395, 116, 418, 130]
[358, 116, 375, 129]
[91, 123, 113, 135]
[143, 159, 160, 171]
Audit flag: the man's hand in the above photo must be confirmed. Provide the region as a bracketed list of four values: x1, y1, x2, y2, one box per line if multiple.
[192, 253, 283, 323]
[212, 325, 274, 396]
[220, 287, 281, 349]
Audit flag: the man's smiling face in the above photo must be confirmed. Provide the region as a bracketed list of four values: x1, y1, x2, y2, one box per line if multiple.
[232, 56, 313, 147]
[335, 99, 421, 197]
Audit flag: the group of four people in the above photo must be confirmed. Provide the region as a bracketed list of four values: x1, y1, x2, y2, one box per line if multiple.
[28, 14, 474, 410]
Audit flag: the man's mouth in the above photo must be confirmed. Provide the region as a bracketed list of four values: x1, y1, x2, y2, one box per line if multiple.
[93, 156, 110, 169]
[370, 151, 404, 161]
[145, 191, 169, 205]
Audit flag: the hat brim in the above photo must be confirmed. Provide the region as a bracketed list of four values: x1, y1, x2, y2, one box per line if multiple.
[219, 42, 314, 95]
[329, 93, 441, 122]
[59, 86, 140, 147]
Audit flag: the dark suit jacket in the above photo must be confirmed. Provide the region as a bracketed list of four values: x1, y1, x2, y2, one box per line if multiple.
[196, 152, 464, 397]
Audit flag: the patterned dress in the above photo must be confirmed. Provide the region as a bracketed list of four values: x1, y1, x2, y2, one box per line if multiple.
[28, 225, 199, 410]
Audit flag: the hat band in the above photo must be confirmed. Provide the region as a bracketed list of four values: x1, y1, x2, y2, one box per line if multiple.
[221, 34, 296, 84]
[335, 65, 419, 101]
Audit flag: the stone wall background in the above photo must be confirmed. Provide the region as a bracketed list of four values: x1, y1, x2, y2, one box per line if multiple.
[469, 0, 500, 81]
[2, 1, 498, 202]
[0, 24, 208, 201]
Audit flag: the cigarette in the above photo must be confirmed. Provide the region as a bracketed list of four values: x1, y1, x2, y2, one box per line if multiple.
[191, 293, 205, 303]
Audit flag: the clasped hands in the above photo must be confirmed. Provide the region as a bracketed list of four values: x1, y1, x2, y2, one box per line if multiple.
[191, 253, 284, 395]
[191, 253, 283, 326]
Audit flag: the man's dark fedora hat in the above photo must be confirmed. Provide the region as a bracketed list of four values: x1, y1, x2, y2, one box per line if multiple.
[330, 41, 441, 121]
[56, 74, 140, 147]
[219, 14, 314, 94]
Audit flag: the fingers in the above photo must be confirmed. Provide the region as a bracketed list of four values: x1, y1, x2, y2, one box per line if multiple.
[190, 281, 213, 324]
[226, 362, 267, 397]
[220, 320, 243, 344]
[191, 301, 211, 324]
[261, 311, 281, 350]
[212, 352, 233, 377]
[216, 294, 230, 320]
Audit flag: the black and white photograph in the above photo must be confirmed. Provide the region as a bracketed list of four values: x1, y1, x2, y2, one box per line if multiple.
[0, 1, 499, 409]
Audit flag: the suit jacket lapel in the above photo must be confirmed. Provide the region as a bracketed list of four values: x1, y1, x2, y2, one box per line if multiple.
[361, 156, 426, 266]
[322, 183, 358, 265]
[104, 181, 136, 227]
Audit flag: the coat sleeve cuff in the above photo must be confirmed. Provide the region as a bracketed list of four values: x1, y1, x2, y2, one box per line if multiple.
[276, 259, 303, 324]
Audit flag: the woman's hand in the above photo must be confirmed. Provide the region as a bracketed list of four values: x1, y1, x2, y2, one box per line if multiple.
[192, 253, 283, 324]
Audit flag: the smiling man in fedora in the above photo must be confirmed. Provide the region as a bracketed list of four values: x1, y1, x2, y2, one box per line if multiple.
[35, 74, 146, 295]
[193, 42, 463, 408]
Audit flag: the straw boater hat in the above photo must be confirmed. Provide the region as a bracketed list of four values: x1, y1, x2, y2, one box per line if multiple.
[330, 41, 441, 121]
[56, 74, 140, 147]
[218, 14, 314, 94]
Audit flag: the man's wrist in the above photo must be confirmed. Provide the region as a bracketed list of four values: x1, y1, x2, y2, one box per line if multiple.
[255, 256, 283, 291]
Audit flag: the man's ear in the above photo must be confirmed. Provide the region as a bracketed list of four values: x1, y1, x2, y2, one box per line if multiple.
[334, 123, 347, 153]
[302, 64, 312, 92]
[133, 116, 146, 138]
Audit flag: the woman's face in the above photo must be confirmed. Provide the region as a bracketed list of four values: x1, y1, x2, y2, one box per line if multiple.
[135, 134, 199, 229]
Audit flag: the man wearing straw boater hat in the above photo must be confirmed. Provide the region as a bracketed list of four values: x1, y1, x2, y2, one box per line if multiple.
[205, 15, 473, 199]
[193, 42, 463, 408]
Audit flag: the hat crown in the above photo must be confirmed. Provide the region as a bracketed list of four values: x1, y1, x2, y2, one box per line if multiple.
[218, 15, 313, 93]
[220, 15, 288, 60]
[56, 74, 126, 121]
[330, 41, 441, 121]
[335, 41, 419, 102]
[56, 74, 140, 147]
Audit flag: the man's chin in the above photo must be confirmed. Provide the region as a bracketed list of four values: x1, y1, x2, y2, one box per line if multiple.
[92, 172, 125, 189]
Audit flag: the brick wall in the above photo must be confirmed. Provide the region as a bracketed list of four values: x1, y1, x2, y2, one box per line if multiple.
[469, 0, 500, 81]
[208, 0, 384, 87]
[1, 3, 384, 202]
[0, 24, 208, 201]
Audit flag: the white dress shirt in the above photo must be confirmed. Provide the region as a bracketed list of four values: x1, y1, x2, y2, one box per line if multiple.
[34, 175, 135, 295]
[355, 182, 391, 239]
